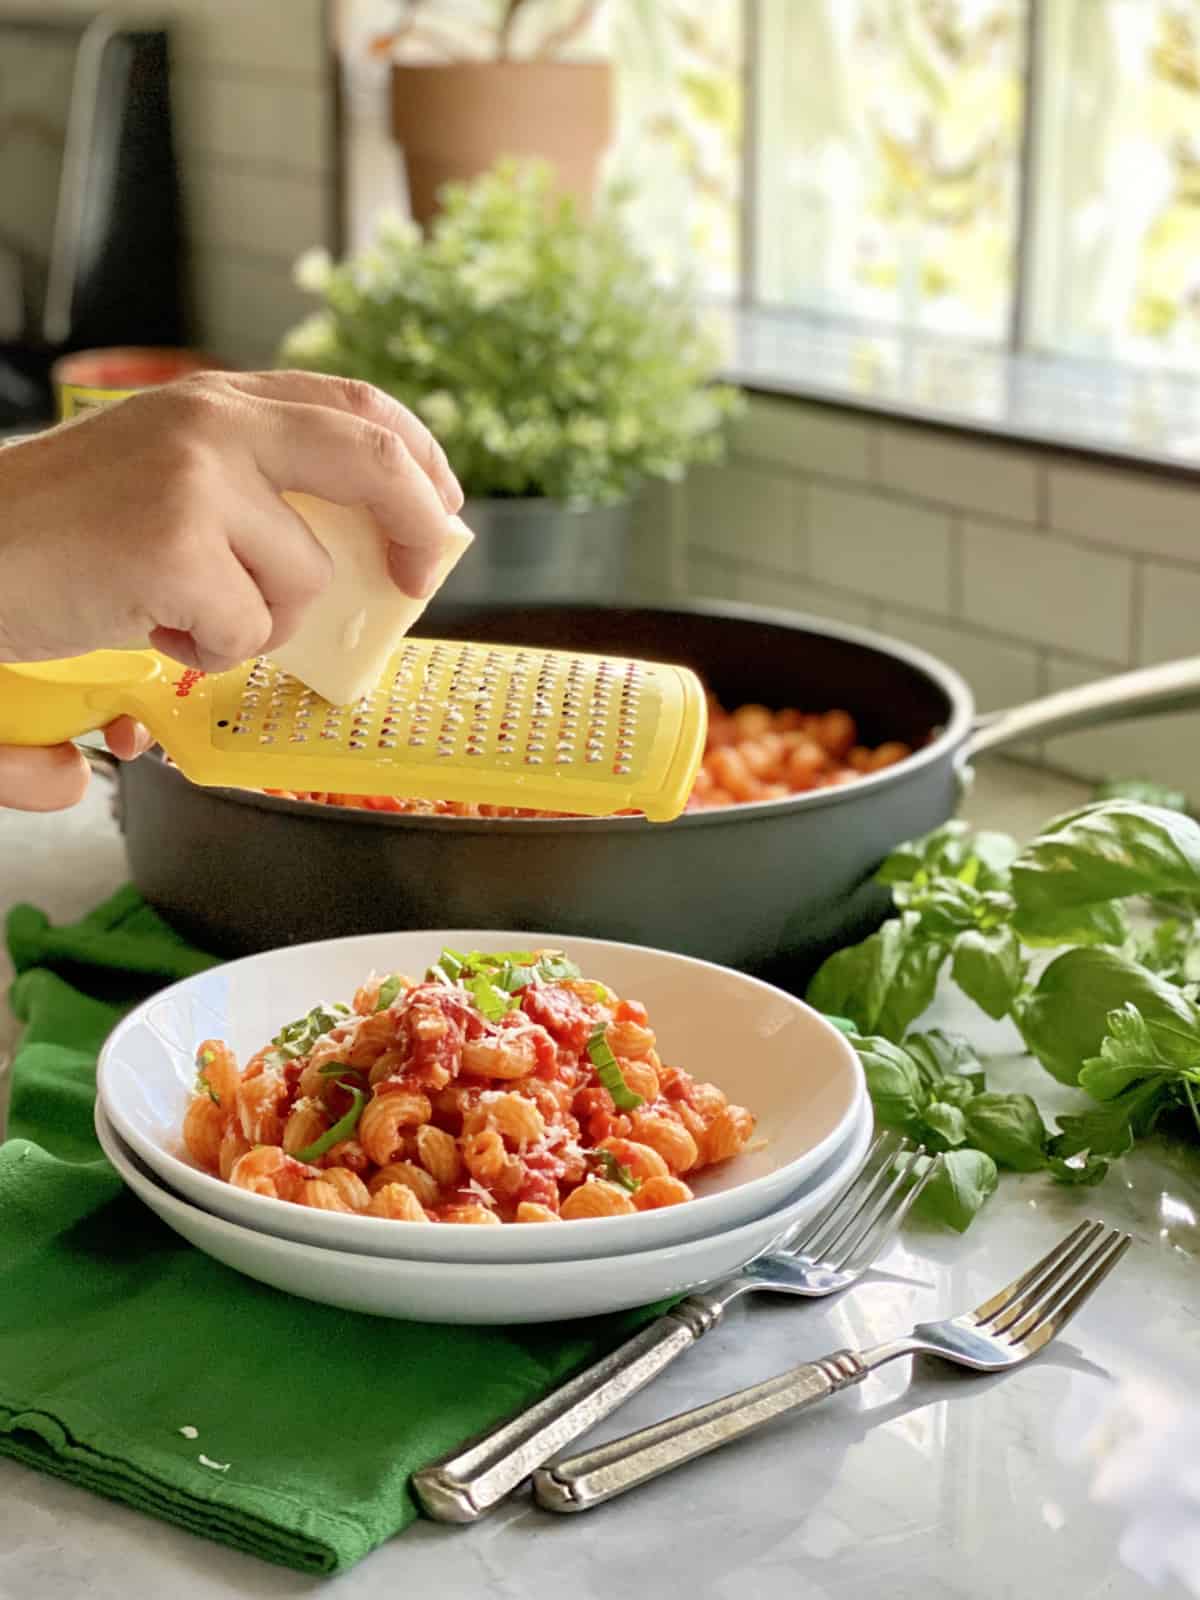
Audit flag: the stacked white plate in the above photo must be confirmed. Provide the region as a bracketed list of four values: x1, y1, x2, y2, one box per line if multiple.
[96, 931, 872, 1324]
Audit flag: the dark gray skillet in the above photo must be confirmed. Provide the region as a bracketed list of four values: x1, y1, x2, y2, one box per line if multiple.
[101, 601, 1200, 992]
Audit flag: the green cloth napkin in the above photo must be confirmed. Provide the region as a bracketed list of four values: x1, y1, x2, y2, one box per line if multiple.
[0, 889, 660, 1574]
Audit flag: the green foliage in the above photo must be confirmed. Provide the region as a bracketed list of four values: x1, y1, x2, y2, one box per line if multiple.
[279, 159, 742, 502]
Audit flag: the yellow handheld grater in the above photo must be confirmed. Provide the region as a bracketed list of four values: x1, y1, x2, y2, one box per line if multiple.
[0, 643, 709, 821]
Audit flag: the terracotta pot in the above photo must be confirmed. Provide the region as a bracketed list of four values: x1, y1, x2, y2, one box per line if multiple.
[390, 61, 612, 224]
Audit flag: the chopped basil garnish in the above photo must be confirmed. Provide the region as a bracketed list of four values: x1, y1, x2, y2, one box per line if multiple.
[585, 1148, 640, 1193]
[272, 1002, 351, 1061]
[293, 1083, 366, 1163]
[316, 1061, 366, 1082]
[586, 1024, 645, 1111]
[195, 1071, 220, 1106]
[424, 947, 584, 1017]
[375, 974, 404, 1011]
[466, 974, 514, 1023]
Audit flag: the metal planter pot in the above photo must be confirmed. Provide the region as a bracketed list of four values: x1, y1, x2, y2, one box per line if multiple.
[431, 499, 633, 607]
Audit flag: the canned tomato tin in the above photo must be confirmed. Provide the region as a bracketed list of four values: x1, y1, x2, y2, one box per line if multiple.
[52, 347, 220, 419]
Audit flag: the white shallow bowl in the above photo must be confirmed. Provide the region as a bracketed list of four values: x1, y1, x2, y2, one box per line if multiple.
[95, 1097, 874, 1323]
[97, 930, 865, 1264]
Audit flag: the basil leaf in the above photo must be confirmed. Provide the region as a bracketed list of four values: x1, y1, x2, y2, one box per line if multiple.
[915, 1149, 998, 1232]
[375, 974, 404, 1011]
[961, 1092, 1048, 1171]
[1094, 778, 1188, 813]
[584, 1148, 640, 1193]
[435, 949, 467, 979]
[293, 1084, 366, 1163]
[1011, 897, 1129, 950]
[1076, 1002, 1200, 1100]
[818, 1013, 859, 1037]
[1013, 801, 1200, 920]
[1046, 1151, 1110, 1186]
[923, 1100, 968, 1150]
[951, 925, 1023, 1019]
[902, 1029, 984, 1089]
[877, 821, 1017, 892]
[808, 914, 945, 1041]
[1016, 946, 1200, 1085]
[850, 1036, 928, 1133]
[1049, 1078, 1167, 1163]
[272, 1002, 350, 1061]
[466, 974, 516, 1023]
[586, 1024, 645, 1111]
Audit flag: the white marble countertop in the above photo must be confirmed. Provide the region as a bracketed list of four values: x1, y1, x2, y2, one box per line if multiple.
[2, 758, 1198, 1600]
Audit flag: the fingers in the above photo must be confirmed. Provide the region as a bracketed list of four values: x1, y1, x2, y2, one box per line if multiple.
[103, 717, 152, 760]
[226, 371, 463, 514]
[227, 495, 335, 653]
[243, 398, 463, 599]
[0, 743, 89, 811]
[150, 544, 275, 673]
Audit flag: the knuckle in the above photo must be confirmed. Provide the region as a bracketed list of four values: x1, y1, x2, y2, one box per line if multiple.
[330, 375, 386, 419]
[362, 419, 409, 476]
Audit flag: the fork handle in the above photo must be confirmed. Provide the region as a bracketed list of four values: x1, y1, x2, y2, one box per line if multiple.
[412, 1302, 720, 1522]
[533, 1347, 880, 1513]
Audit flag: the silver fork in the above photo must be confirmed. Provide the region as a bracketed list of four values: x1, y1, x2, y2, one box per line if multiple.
[533, 1218, 1131, 1513]
[413, 1130, 940, 1522]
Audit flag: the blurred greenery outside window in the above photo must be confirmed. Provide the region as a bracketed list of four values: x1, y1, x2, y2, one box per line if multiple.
[347, 0, 1200, 374]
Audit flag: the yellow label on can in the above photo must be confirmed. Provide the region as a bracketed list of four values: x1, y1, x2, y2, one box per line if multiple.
[58, 384, 137, 420]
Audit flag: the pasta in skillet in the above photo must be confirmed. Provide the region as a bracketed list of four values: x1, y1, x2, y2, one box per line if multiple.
[181, 949, 757, 1224]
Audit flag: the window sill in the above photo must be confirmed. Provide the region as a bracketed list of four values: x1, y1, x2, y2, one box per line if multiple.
[716, 307, 1200, 479]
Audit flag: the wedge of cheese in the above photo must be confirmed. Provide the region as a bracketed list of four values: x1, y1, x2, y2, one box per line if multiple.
[268, 493, 474, 705]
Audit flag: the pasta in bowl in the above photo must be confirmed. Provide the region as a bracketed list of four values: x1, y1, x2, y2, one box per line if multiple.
[182, 949, 757, 1227]
[96, 930, 865, 1264]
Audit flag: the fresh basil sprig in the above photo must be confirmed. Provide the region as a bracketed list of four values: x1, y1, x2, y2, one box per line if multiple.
[811, 797, 1200, 1229]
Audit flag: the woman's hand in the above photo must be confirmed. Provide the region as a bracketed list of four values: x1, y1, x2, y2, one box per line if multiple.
[0, 718, 152, 812]
[0, 369, 463, 672]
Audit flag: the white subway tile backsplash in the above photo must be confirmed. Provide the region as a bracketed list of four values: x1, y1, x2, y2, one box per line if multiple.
[185, 164, 330, 265]
[728, 571, 877, 629]
[731, 396, 872, 481]
[1041, 654, 1200, 801]
[878, 423, 1040, 523]
[175, 69, 332, 173]
[808, 485, 953, 612]
[1047, 462, 1200, 564]
[875, 609, 1041, 715]
[1139, 561, 1200, 665]
[961, 519, 1133, 664]
[681, 462, 802, 571]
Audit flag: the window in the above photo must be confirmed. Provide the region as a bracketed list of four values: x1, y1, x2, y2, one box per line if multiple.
[337, 0, 1200, 375]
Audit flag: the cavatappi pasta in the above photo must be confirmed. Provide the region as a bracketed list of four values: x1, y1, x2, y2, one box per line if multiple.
[261, 695, 913, 816]
[181, 949, 758, 1224]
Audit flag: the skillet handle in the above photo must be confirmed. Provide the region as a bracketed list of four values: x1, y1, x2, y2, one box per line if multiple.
[965, 656, 1200, 760]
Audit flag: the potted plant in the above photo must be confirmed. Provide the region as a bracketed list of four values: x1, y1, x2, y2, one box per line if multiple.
[371, 0, 626, 225]
[279, 159, 740, 604]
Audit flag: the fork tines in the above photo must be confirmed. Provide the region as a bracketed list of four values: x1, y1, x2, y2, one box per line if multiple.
[788, 1130, 941, 1277]
[972, 1219, 1132, 1355]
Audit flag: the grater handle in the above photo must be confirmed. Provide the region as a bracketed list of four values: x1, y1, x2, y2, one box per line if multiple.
[0, 651, 164, 745]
